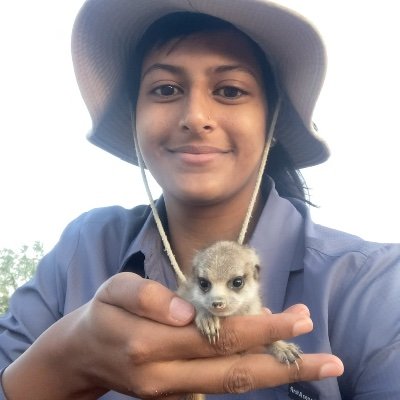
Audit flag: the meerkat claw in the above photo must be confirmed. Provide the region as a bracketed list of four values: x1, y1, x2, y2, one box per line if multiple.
[268, 340, 302, 365]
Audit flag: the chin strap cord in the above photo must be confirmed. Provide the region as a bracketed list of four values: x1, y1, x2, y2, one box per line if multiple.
[237, 96, 281, 245]
[131, 96, 281, 285]
[133, 131, 187, 285]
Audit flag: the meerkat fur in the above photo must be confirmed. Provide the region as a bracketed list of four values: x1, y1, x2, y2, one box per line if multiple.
[177, 241, 302, 365]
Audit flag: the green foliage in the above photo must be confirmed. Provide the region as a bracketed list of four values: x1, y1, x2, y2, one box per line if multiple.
[0, 242, 44, 314]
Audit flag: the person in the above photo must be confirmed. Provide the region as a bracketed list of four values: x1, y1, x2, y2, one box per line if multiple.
[0, 0, 399, 399]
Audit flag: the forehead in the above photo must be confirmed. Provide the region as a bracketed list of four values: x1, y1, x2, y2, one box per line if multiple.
[141, 29, 263, 77]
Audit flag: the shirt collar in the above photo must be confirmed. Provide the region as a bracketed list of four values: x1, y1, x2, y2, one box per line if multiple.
[120, 198, 178, 290]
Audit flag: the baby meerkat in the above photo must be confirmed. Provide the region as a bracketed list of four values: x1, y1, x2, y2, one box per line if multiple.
[177, 240, 302, 365]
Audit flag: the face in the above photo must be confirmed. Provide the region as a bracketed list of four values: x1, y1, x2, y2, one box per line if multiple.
[135, 29, 268, 208]
[191, 241, 260, 316]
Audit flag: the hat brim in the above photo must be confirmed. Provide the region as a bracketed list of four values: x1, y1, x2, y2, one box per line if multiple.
[72, 0, 330, 169]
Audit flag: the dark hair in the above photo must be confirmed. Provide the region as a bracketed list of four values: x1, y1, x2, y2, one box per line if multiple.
[131, 12, 311, 204]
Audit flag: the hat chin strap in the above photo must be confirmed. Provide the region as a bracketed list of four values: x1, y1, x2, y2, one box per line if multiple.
[237, 96, 281, 245]
[132, 97, 282, 286]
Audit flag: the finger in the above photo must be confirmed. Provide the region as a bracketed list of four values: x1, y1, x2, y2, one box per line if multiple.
[283, 303, 310, 317]
[96, 273, 195, 326]
[126, 311, 313, 362]
[212, 312, 313, 354]
[135, 353, 344, 396]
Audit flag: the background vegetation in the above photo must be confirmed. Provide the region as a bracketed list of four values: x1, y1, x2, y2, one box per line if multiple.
[0, 242, 43, 314]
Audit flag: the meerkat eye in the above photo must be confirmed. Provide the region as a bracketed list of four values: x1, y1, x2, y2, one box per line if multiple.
[198, 278, 211, 292]
[230, 276, 244, 289]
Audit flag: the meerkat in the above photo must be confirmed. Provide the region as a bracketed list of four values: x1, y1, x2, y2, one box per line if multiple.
[177, 240, 302, 365]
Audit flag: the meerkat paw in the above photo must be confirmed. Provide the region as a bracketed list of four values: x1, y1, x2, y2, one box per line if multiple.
[267, 340, 302, 366]
[195, 312, 220, 344]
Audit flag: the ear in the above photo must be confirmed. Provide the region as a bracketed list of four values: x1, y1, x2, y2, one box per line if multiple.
[253, 264, 260, 280]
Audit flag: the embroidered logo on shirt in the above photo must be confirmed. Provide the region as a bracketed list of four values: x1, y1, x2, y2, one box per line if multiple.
[288, 383, 319, 400]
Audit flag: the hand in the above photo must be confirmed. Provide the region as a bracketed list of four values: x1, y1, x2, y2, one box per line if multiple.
[2, 273, 343, 399]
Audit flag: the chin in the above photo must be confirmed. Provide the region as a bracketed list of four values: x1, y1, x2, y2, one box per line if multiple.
[208, 308, 235, 317]
[169, 188, 226, 206]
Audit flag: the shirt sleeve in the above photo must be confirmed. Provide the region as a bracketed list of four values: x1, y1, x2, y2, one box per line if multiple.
[0, 215, 82, 372]
[333, 243, 400, 398]
[0, 205, 147, 399]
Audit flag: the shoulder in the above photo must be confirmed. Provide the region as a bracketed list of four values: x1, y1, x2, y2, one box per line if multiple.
[290, 197, 400, 269]
[306, 221, 399, 278]
[51, 204, 152, 278]
[302, 216, 400, 293]
[42, 204, 152, 307]
[305, 218, 391, 258]
[60, 204, 151, 242]
[68, 204, 151, 228]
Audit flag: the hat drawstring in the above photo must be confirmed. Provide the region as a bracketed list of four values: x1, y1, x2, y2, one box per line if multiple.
[132, 128, 187, 285]
[132, 96, 281, 286]
[237, 96, 281, 244]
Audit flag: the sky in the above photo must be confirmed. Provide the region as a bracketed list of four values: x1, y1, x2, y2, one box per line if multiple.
[0, 1, 399, 252]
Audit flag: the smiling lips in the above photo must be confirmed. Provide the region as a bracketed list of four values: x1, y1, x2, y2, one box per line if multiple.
[169, 145, 231, 165]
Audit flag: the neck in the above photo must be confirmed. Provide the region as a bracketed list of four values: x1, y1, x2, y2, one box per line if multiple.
[163, 192, 264, 275]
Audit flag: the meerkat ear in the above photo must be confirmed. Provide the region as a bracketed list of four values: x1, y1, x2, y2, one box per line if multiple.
[253, 264, 260, 280]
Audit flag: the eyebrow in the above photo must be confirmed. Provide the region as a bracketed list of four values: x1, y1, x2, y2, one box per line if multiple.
[141, 63, 183, 79]
[141, 63, 258, 80]
[214, 64, 258, 79]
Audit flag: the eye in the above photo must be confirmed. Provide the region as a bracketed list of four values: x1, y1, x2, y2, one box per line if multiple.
[152, 84, 181, 97]
[198, 278, 211, 292]
[230, 276, 244, 289]
[214, 86, 247, 99]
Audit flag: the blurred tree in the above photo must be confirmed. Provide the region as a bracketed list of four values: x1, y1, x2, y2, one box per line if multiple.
[0, 242, 43, 314]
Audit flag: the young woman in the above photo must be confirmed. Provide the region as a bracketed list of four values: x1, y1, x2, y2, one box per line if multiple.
[1, 1, 399, 399]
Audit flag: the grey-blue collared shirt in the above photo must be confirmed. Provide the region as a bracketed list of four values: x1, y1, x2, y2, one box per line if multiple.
[1, 184, 400, 399]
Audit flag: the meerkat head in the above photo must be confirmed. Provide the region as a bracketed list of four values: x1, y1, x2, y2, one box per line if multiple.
[190, 241, 261, 316]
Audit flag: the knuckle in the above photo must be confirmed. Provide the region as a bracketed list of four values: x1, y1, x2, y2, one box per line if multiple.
[287, 361, 302, 383]
[131, 383, 161, 399]
[223, 365, 255, 394]
[134, 280, 162, 314]
[95, 273, 130, 302]
[126, 338, 152, 365]
[265, 322, 282, 344]
[215, 328, 242, 355]
[127, 373, 170, 399]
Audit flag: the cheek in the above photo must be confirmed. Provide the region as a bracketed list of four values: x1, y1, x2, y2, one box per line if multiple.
[135, 108, 167, 164]
[230, 124, 266, 171]
[225, 105, 267, 149]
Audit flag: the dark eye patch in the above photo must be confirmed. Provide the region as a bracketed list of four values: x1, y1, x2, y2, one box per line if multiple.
[229, 276, 245, 290]
[198, 277, 211, 292]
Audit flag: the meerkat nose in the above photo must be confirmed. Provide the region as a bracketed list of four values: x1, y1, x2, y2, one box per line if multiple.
[212, 300, 226, 309]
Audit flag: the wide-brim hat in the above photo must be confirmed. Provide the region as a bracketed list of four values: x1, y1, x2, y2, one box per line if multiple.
[72, 0, 330, 169]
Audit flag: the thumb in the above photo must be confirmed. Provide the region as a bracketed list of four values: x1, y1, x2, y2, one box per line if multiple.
[96, 272, 195, 326]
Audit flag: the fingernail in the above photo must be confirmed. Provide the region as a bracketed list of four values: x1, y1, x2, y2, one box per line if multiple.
[292, 318, 313, 336]
[319, 361, 344, 379]
[296, 305, 311, 317]
[169, 297, 195, 323]
[287, 304, 310, 316]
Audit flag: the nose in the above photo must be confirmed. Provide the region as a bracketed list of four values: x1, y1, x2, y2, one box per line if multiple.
[212, 300, 226, 310]
[179, 90, 216, 135]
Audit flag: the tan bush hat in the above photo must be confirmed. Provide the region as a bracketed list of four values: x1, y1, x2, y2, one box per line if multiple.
[72, 0, 330, 169]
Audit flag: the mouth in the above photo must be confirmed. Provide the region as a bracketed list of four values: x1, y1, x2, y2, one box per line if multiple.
[169, 145, 231, 154]
[209, 309, 232, 317]
[168, 145, 231, 165]
[207, 307, 232, 316]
